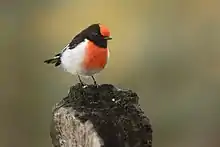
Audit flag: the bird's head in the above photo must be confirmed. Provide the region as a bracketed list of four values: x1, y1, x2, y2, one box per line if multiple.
[85, 23, 112, 42]
[82, 23, 112, 48]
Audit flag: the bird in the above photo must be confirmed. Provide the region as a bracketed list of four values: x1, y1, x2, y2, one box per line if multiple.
[44, 23, 112, 86]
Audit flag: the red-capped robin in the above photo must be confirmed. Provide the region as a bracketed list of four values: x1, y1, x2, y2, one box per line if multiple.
[44, 23, 112, 86]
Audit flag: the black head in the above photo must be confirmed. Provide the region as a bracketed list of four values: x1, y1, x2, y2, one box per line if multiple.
[82, 24, 112, 48]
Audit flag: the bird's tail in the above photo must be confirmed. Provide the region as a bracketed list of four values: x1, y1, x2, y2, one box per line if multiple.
[44, 54, 61, 67]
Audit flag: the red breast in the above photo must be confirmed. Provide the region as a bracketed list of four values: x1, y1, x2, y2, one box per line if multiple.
[82, 41, 108, 70]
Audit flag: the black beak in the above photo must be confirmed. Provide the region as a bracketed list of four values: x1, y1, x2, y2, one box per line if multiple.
[104, 36, 112, 40]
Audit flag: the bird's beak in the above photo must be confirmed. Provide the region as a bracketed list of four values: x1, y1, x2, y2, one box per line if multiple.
[104, 36, 112, 40]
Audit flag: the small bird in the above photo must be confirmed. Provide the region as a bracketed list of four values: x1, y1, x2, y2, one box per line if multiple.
[44, 23, 112, 86]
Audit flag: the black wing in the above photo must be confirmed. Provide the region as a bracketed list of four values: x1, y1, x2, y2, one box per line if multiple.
[44, 24, 97, 67]
[68, 34, 86, 49]
[68, 24, 99, 49]
[54, 29, 87, 58]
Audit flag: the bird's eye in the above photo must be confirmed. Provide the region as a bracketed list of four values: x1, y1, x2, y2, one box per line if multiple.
[92, 32, 98, 36]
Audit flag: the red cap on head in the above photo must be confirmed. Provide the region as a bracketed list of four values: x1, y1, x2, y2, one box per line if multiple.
[99, 24, 110, 37]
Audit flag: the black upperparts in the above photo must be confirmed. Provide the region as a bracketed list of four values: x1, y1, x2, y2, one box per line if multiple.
[69, 24, 108, 49]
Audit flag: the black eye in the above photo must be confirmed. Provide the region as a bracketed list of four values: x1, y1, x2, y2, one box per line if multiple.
[92, 32, 98, 36]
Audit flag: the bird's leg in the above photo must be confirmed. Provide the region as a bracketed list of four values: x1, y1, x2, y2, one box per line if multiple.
[91, 75, 98, 86]
[77, 74, 86, 87]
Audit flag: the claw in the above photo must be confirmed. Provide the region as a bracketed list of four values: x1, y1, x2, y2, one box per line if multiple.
[82, 85, 88, 88]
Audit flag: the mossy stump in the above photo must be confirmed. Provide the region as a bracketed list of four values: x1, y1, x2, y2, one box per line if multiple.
[50, 84, 152, 147]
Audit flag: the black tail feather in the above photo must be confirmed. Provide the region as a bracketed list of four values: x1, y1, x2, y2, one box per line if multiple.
[44, 56, 61, 67]
[55, 59, 61, 66]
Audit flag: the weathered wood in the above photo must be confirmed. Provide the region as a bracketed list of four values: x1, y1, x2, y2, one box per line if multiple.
[50, 84, 152, 147]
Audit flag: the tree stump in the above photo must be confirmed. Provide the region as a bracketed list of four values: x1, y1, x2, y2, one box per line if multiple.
[50, 84, 152, 147]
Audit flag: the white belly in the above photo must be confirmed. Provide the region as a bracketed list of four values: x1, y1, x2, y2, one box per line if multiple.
[61, 39, 110, 76]
[61, 40, 88, 75]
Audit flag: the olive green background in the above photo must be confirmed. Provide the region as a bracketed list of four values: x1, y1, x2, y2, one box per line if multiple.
[1, 0, 220, 147]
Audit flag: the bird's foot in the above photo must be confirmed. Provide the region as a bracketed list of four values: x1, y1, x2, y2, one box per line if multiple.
[82, 84, 88, 88]
[91, 76, 99, 88]
[93, 83, 99, 88]
[78, 82, 88, 88]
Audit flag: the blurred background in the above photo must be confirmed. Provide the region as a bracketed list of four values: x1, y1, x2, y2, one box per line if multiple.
[1, 0, 220, 147]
